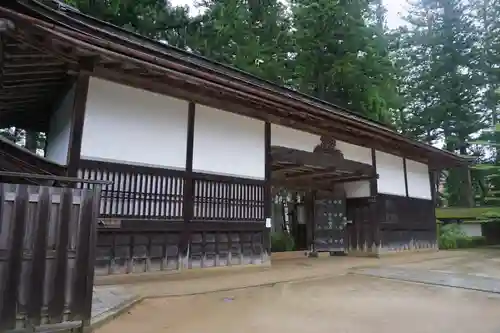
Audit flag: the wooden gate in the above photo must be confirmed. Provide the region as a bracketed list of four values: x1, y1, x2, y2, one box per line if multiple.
[312, 190, 347, 253]
[0, 174, 103, 332]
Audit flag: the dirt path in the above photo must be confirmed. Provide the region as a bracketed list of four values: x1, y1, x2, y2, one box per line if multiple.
[95, 249, 500, 333]
[96, 275, 500, 333]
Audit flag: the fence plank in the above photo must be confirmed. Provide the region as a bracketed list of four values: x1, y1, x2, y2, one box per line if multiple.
[27, 186, 50, 325]
[70, 188, 98, 322]
[48, 188, 72, 322]
[0, 184, 28, 330]
[0, 182, 100, 331]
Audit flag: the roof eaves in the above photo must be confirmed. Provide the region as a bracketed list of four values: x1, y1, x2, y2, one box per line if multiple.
[20, 0, 469, 165]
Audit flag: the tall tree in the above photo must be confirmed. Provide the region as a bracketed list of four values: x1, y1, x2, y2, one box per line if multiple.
[64, 0, 193, 48]
[290, 0, 400, 123]
[187, 0, 293, 85]
[397, 0, 484, 206]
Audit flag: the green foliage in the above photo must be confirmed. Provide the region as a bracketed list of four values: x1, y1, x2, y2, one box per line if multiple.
[438, 224, 467, 250]
[436, 206, 500, 219]
[187, 0, 293, 85]
[290, 0, 399, 122]
[59, 0, 500, 189]
[271, 232, 295, 252]
[438, 224, 487, 249]
[64, 0, 193, 47]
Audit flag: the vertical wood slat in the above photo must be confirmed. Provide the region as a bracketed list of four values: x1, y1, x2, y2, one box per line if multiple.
[69, 187, 99, 321]
[26, 187, 50, 325]
[0, 184, 28, 331]
[48, 189, 72, 321]
[191, 177, 265, 222]
[78, 160, 185, 220]
[0, 184, 6, 325]
[0, 183, 101, 331]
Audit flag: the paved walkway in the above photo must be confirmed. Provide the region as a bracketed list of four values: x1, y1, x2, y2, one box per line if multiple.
[93, 249, 500, 333]
[92, 286, 137, 324]
[90, 249, 500, 331]
[119, 251, 460, 298]
[354, 267, 500, 293]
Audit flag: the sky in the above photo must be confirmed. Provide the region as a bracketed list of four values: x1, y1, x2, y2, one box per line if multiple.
[169, 0, 408, 29]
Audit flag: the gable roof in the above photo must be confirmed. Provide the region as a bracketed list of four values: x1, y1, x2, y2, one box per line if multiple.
[0, 0, 470, 168]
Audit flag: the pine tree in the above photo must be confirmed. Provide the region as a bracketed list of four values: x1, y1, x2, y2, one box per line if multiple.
[290, 0, 400, 123]
[398, 0, 484, 206]
[187, 0, 293, 85]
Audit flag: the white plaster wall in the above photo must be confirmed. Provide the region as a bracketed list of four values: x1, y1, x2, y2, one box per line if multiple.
[337, 141, 372, 198]
[271, 124, 320, 152]
[81, 77, 188, 169]
[45, 84, 75, 165]
[344, 181, 371, 198]
[376, 150, 406, 196]
[193, 105, 265, 179]
[406, 159, 432, 200]
[336, 140, 372, 164]
[460, 223, 483, 237]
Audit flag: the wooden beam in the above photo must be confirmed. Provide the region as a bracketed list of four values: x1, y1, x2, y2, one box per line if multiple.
[181, 102, 196, 256]
[264, 122, 272, 253]
[369, 148, 380, 249]
[271, 146, 373, 175]
[4, 61, 65, 69]
[273, 167, 339, 182]
[403, 157, 409, 197]
[272, 174, 376, 189]
[66, 59, 93, 177]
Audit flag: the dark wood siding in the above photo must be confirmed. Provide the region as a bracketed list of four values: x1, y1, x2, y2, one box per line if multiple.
[77, 159, 267, 274]
[377, 194, 437, 251]
[0, 183, 99, 331]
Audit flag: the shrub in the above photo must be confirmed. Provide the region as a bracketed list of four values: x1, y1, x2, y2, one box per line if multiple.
[271, 231, 295, 252]
[468, 236, 487, 248]
[438, 223, 467, 250]
[438, 224, 487, 249]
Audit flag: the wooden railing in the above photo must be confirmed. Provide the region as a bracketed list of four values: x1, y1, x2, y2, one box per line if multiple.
[192, 173, 265, 222]
[78, 159, 266, 222]
[78, 159, 184, 220]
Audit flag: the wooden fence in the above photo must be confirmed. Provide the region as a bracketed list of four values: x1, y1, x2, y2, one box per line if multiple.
[0, 179, 102, 332]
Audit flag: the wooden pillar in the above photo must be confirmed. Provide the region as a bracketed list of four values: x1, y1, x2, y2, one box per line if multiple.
[181, 102, 196, 256]
[369, 148, 380, 251]
[66, 61, 93, 178]
[464, 166, 473, 207]
[429, 169, 438, 246]
[403, 157, 409, 197]
[429, 169, 438, 207]
[264, 122, 272, 253]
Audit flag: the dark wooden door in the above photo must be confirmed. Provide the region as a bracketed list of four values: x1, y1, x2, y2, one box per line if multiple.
[313, 190, 346, 252]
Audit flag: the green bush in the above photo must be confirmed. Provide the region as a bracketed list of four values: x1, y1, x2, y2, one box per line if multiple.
[271, 232, 295, 252]
[467, 236, 487, 247]
[438, 224, 487, 249]
[438, 224, 466, 250]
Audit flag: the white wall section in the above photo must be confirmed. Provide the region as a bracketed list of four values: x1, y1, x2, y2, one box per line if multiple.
[45, 84, 75, 165]
[271, 124, 320, 152]
[193, 105, 265, 179]
[460, 223, 483, 237]
[336, 141, 372, 164]
[406, 159, 432, 199]
[81, 77, 189, 169]
[344, 181, 371, 198]
[376, 150, 406, 196]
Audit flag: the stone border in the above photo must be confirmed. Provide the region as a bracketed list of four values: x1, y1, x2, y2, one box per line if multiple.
[95, 262, 271, 286]
[89, 297, 144, 332]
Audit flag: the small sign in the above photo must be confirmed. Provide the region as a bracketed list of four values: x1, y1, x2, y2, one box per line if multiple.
[265, 218, 272, 228]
